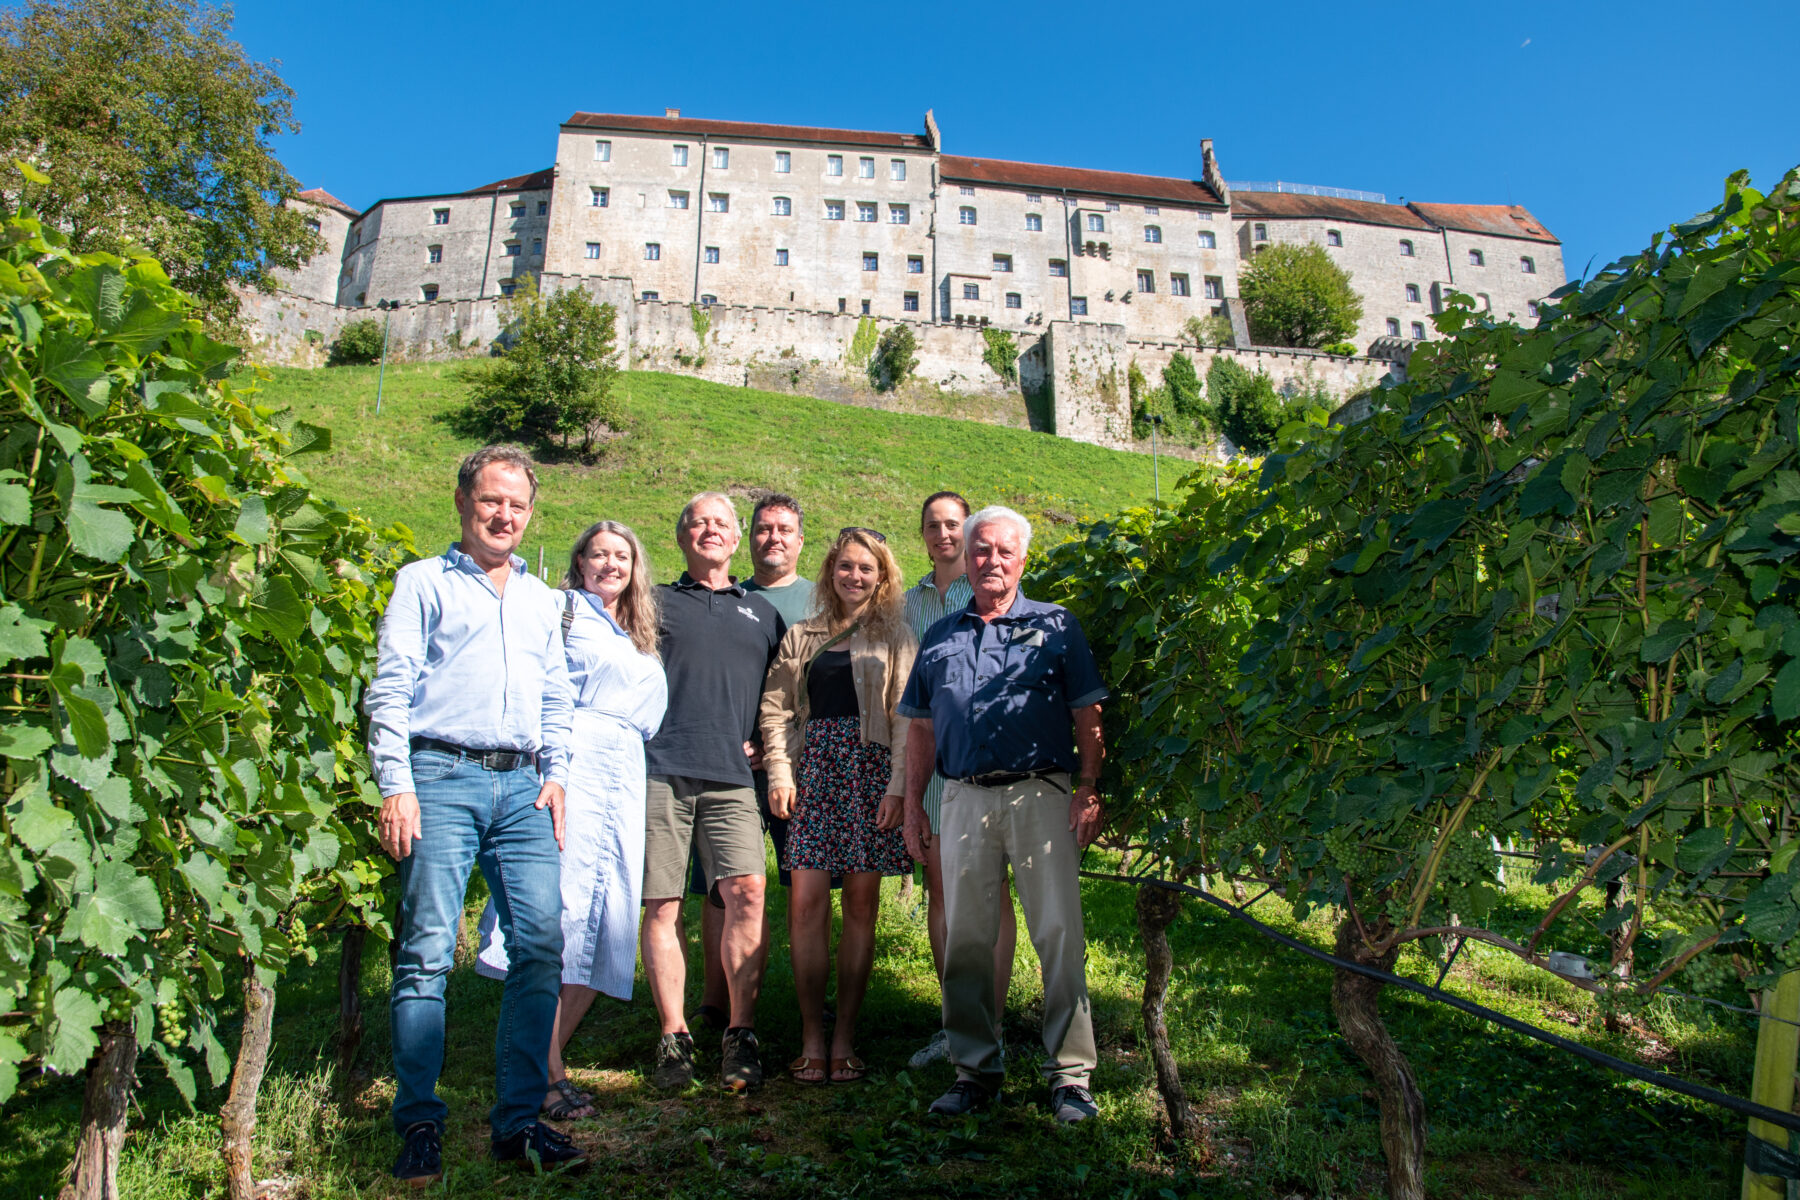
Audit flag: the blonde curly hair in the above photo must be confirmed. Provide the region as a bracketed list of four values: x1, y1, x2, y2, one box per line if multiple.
[812, 528, 904, 636]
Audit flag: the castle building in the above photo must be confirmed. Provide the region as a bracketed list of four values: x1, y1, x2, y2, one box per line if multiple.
[282, 109, 1563, 352]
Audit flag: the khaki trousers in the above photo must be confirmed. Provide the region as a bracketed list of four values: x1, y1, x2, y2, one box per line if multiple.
[939, 774, 1096, 1091]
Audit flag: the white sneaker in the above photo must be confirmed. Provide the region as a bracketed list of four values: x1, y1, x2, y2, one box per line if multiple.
[908, 1029, 950, 1069]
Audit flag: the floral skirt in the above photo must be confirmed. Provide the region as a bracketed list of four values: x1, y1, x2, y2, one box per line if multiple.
[784, 716, 909, 876]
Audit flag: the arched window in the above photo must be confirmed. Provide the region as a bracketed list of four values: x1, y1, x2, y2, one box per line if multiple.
[1385, 317, 1401, 336]
[1399, 239, 1414, 256]
[1198, 230, 1216, 249]
[1326, 229, 1342, 246]
[1469, 248, 1485, 267]
[1520, 256, 1536, 273]
[1144, 225, 1162, 244]
[959, 206, 977, 226]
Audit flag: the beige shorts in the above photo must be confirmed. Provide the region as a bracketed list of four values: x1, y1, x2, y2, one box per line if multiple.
[643, 775, 764, 901]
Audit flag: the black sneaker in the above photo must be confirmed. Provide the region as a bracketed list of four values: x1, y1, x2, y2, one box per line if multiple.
[928, 1079, 998, 1117]
[1050, 1084, 1098, 1124]
[652, 1030, 698, 1091]
[491, 1121, 588, 1174]
[720, 1026, 763, 1093]
[393, 1121, 443, 1187]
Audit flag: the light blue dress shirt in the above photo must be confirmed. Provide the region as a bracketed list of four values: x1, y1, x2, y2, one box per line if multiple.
[365, 544, 574, 795]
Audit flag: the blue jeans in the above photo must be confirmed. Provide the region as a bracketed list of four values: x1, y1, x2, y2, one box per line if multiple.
[390, 751, 562, 1139]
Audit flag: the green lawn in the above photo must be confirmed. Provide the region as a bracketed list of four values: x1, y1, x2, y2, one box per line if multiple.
[251, 362, 1165, 582]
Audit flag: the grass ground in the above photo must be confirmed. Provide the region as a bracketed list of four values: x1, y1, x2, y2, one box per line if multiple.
[250, 362, 1164, 581]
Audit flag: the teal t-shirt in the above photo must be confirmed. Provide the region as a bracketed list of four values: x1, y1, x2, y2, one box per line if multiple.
[743, 576, 815, 628]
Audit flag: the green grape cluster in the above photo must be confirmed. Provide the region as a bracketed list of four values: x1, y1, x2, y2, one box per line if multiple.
[156, 998, 188, 1049]
[1322, 828, 1392, 880]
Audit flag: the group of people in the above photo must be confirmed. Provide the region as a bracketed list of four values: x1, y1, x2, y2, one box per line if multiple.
[366, 444, 1110, 1183]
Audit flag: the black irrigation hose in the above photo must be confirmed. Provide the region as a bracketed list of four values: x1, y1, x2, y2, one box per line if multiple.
[1080, 868, 1800, 1134]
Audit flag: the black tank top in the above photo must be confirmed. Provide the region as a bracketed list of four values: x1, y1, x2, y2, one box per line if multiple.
[806, 649, 859, 720]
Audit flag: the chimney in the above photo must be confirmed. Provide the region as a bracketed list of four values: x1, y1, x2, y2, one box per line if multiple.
[665, 107, 681, 119]
[1200, 137, 1229, 207]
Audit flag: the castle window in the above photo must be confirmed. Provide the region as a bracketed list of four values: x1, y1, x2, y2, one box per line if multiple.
[959, 206, 977, 226]
[421, 284, 438, 302]
[904, 292, 919, 312]
[1203, 276, 1223, 299]
[861, 299, 871, 315]
[1411, 321, 1427, 340]
[962, 283, 980, 300]
[428, 244, 443, 263]
[1026, 193, 1042, 203]
[890, 159, 906, 181]
[1399, 239, 1414, 256]
[1025, 213, 1043, 231]
[644, 243, 661, 260]
[773, 196, 792, 216]
[1071, 296, 1088, 315]
[1144, 225, 1162, 244]
[1136, 270, 1155, 294]
[907, 256, 923, 274]
[1386, 317, 1401, 335]
[1170, 273, 1190, 296]
[1404, 283, 1421, 303]
[672, 144, 689, 167]
[537, 201, 548, 216]
[1198, 230, 1216, 249]
[356, 292, 366, 305]
[305, 217, 321, 233]
[503, 240, 521, 257]
[775, 151, 791, 173]
[863, 253, 879, 272]
[775, 248, 789, 266]
[1105, 201, 1119, 211]
[993, 254, 1012, 273]
[590, 187, 609, 207]
[642, 290, 659, 301]
[704, 246, 720, 264]
[859, 156, 875, 179]
[827, 155, 843, 177]
[1144, 205, 1160, 215]
[1529, 300, 1541, 319]
[668, 190, 689, 209]
[838, 298, 847, 312]
[585, 242, 601, 259]
[510, 203, 526, 218]
[857, 202, 877, 222]
[1086, 213, 1105, 232]
[701, 294, 717, 306]
[960, 185, 975, 196]
[531, 237, 542, 256]
[497, 281, 514, 298]
[713, 146, 729, 169]
[825, 200, 845, 221]
[1469, 248, 1485, 266]
[1326, 229, 1342, 246]
[594, 139, 611, 162]
[707, 193, 729, 213]
[1521, 255, 1536, 273]
[433, 208, 449, 225]
[889, 203, 909, 224]
[1253, 223, 1267, 241]
[1049, 259, 1068, 277]
[1477, 292, 1491, 310]
[1005, 292, 1021, 309]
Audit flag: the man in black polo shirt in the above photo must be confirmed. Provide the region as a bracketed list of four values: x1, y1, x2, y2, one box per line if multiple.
[642, 492, 785, 1093]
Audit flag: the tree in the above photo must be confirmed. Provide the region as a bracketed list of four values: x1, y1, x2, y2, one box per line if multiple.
[870, 324, 917, 391]
[1162, 352, 1203, 416]
[0, 0, 322, 328]
[1207, 356, 1292, 454]
[459, 284, 622, 454]
[1238, 241, 1363, 348]
[328, 319, 384, 366]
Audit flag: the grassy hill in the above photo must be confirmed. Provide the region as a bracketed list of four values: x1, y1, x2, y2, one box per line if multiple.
[253, 363, 1165, 581]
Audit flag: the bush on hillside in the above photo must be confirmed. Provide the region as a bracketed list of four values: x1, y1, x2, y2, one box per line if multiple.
[458, 285, 622, 454]
[870, 325, 918, 391]
[329, 318, 385, 365]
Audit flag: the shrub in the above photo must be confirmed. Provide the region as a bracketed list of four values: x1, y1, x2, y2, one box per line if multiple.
[848, 315, 878, 366]
[1240, 241, 1363, 348]
[458, 286, 621, 453]
[1321, 340, 1358, 357]
[1162, 352, 1203, 416]
[870, 325, 918, 391]
[981, 326, 1019, 384]
[328, 317, 384, 365]
[1207, 356, 1292, 454]
[1183, 313, 1235, 347]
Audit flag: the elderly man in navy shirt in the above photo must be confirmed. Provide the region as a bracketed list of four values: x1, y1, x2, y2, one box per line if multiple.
[898, 504, 1107, 1124]
[365, 445, 582, 1182]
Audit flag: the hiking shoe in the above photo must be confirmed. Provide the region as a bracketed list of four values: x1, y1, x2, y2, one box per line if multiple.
[393, 1121, 443, 1187]
[1050, 1084, 1098, 1124]
[928, 1079, 998, 1117]
[652, 1030, 698, 1091]
[908, 1028, 950, 1069]
[720, 1027, 763, 1093]
[491, 1121, 588, 1173]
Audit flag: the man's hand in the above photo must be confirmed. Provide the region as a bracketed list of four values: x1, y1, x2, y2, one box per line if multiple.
[536, 780, 567, 850]
[876, 793, 904, 832]
[744, 740, 764, 770]
[1069, 784, 1104, 849]
[379, 792, 423, 860]
[902, 797, 932, 861]
[768, 786, 796, 819]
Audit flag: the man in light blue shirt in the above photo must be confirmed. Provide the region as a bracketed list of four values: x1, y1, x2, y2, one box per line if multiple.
[365, 445, 583, 1183]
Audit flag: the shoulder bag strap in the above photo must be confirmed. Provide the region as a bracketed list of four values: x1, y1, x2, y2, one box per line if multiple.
[561, 589, 577, 645]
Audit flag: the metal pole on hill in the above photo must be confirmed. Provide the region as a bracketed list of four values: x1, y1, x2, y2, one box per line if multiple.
[1151, 415, 1162, 504]
[374, 299, 397, 416]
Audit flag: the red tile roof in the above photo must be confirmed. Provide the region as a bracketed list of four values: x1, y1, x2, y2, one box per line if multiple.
[1407, 202, 1559, 244]
[1232, 190, 1437, 231]
[939, 155, 1224, 208]
[564, 111, 932, 151]
[294, 187, 359, 217]
[465, 167, 555, 194]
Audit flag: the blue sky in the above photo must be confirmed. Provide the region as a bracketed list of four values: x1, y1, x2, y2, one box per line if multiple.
[235, 0, 1796, 279]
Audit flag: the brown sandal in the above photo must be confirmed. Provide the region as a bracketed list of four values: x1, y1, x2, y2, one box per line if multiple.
[829, 1055, 868, 1084]
[787, 1055, 828, 1086]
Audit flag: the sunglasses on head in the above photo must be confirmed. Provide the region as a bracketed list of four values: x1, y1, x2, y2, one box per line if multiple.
[839, 526, 887, 543]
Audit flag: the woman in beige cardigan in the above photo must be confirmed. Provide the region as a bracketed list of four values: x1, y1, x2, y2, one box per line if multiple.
[760, 527, 916, 1084]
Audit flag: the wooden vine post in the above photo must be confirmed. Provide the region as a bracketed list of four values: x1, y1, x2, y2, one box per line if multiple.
[220, 961, 277, 1200]
[1742, 974, 1800, 1198]
[57, 1023, 138, 1200]
[1331, 920, 1425, 1200]
[1137, 882, 1206, 1156]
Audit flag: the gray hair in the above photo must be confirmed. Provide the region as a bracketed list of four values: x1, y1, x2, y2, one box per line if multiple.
[964, 505, 1033, 555]
[677, 490, 738, 534]
[457, 444, 539, 503]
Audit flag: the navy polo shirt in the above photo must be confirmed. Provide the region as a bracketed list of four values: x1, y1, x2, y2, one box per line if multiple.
[897, 591, 1107, 780]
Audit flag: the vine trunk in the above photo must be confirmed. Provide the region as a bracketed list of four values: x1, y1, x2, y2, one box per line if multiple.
[336, 925, 367, 1086]
[220, 964, 276, 1200]
[57, 1022, 137, 1200]
[1137, 884, 1206, 1155]
[1331, 917, 1425, 1200]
